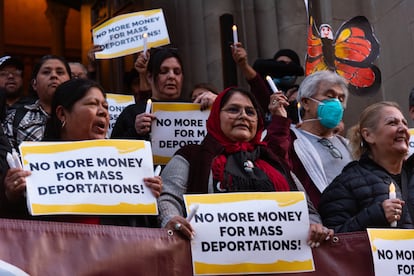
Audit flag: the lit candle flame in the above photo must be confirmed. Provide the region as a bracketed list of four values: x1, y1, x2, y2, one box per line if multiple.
[232, 25, 238, 45]
[389, 182, 395, 194]
[145, 99, 152, 114]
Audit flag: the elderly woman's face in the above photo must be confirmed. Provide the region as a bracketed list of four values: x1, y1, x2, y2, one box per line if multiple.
[61, 88, 109, 140]
[152, 57, 183, 100]
[364, 106, 409, 158]
[219, 92, 258, 142]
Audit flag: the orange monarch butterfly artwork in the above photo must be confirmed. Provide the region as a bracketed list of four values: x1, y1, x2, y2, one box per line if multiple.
[305, 15, 381, 95]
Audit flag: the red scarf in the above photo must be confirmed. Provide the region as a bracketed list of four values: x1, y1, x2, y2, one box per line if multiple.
[207, 88, 290, 192]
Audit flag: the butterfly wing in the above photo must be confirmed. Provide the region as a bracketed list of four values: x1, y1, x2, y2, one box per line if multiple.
[333, 16, 381, 94]
[335, 61, 381, 93]
[334, 16, 379, 65]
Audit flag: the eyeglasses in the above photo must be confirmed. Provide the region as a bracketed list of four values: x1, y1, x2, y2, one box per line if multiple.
[318, 138, 343, 159]
[221, 105, 258, 120]
[0, 70, 22, 78]
[71, 73, 87, 79]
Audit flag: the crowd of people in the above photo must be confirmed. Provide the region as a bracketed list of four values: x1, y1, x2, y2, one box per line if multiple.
[0, 40, 413, 249]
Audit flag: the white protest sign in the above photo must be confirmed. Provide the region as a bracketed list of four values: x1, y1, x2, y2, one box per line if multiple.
[19, 139, 157, 216]
[0, 260, 29, 276]
[184, 192, 313, 275]
[151, 102, 210, 164]
[408, 128, 414, 157]
[106, 93, 135, 138]
[367, 228, 414, 276]
[93, 9, 170, 59]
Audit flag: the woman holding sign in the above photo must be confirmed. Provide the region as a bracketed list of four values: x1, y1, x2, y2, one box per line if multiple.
[111, 47, 217, 140]
[2, 78, 162, 226]
[158, 87, 333, 247]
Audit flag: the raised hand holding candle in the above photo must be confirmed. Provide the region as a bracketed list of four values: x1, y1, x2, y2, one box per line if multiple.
[266, 75, 279, 93]
[145, 99, 152, 114]
[232, 25, 238, 46]
[389, 182, 397, 227]
[142, 33, 148, 56]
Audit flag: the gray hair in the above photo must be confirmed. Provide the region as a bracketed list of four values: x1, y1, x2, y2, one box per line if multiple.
[68, 62, 88, 75]
[297, 70, 349, 107]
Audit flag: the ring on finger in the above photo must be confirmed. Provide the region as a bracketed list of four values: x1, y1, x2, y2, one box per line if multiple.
[272, 99, 277, 105]
[174, 223, 182, 231]
[394, 215, 398, 220]
[14, 180, 18, 185]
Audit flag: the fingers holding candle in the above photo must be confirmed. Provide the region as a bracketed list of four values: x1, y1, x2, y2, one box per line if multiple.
[382, 195, 404, 227]
[134, 112, 155, 135]
[268, 93, 289, 118]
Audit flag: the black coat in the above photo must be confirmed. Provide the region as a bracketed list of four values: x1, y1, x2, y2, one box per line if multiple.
[319, 154, 414, 233]
[402, 154, 414, 223]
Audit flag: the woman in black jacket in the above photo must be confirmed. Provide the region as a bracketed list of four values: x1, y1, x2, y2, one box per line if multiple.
[319, 101, 413, 232]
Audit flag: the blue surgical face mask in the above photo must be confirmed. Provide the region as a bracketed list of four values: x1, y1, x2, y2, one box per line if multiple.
[309, 98, 344, 129]
[272, 76, 297, 91]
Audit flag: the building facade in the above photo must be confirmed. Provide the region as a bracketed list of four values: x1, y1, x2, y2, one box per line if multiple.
[1, 0, 414, 127]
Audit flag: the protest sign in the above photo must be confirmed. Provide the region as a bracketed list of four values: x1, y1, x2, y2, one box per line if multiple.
[367, 228, 414, 276]
[106, 93, 135, 138]
[184, 192, 313, 275]
[0, 259, 29, 276]
[93, 9, 170, 59]
[151, 102, 210, 164]
[408, 128, 414, 157]
[19, 139, 157, 216]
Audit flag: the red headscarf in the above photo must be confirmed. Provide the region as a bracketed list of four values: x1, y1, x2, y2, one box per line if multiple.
[207, 87, 290, 192]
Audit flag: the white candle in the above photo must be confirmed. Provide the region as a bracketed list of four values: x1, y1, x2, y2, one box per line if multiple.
[142, 33, 148, 56]
[389, 182, 397, 227]
[265, 75, 279, 93]
[6, 152, 15, 168]
[186, 204, 199, 222]
[12, 149, 22, 168]
[145, 99, 152, 114]
[232, 25, 238, 45]
[154, 165, 161, 176]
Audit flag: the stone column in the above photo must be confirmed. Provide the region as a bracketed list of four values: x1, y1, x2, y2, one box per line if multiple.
[254, 0, 279, 58]
[275, 0, 308, 63]
[80, 3, 93, 66]
[45, 0, 69, 56]
[186, 0, 208, 87]
[203, 0, 237, 89]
